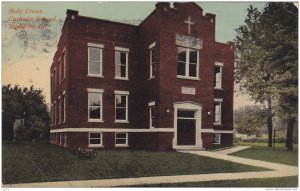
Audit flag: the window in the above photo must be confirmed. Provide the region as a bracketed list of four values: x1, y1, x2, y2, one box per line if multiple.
[58, 61, 61, 84]
[148, 101, 155, 128]
[89, 132, 102, 146]
[57, 63, 60, 87]
[177, 47, 199, 79]
[62, 50, 66, 80]
[53, 68, 56, 90]
[115, 47, 129, 79]
[88, 43, 103, 77]
[213, 133, 221, 144]
[59, 133, 62, 145]
[115, 91, 129, 122]
[64, 133, 67, 147]
[115, 133, 128, 146]
[88, 89, 103, 122]
[61, 133, 65, 146]
[56, 101, 59, 124]
[214, 99, 222, 125]
[51, 104, 53, 126]
[61, 93, 65, 123]
[149, 42, 156, 79]
[214, 62, 223, 89]
[53, 102, 56, 125]
[58, 97, 61, 123]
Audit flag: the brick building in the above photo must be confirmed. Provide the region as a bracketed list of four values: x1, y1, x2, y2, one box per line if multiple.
[50, 2, 234, 150]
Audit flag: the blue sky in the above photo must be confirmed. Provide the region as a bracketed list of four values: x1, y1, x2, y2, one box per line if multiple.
[2, 2, 267, 108]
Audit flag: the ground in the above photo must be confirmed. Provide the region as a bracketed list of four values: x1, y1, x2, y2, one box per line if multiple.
[2, 141, 298, 187]
[230, 142, 298, 166]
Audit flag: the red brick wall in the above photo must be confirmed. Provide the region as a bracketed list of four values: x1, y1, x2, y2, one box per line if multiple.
[202, 133, 213, 149]
[50, 3, 234, 150]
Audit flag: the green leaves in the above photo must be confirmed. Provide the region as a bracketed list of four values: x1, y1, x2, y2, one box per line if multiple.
[2, 84, 50, 141]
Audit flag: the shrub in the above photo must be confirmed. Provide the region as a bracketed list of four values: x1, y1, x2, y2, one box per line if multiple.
[71, 147, 96, 160]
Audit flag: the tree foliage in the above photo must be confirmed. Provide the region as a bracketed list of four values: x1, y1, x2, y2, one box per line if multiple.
[2, 84, 50, 141]
[235, 3, 298, 150]
[234, 106, 266, 136]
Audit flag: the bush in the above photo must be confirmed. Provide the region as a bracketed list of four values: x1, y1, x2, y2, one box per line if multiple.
[71, 147, 96, 160]
[241, 137, 286, 143]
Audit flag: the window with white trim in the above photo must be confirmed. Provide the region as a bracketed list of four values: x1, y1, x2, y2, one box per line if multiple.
[53, 102, 56, 125]
[148, 101, 155, 128]
[88, 43, 103, 77]
[57, 64, 60, 87]
[149, 43, 156, 79]
[177, 47, 199, 79]
[213, 133, 221, 144]
[61, 133, 65, 146]
[64, 133, 67, 147]
[59, 133, 62, 145]
[61, 93, 65, 123]
[115, 91, 129, 122]
[58, 61, 61, 84]
[115, 133, 128, 146]
[214, 62, 223, 89]
[88, 89, 103, 122]
[62, 50, 66, 80]
[51, 104, 53, 126]
[54, 68, 56, 90]
[89, 132, 102, 146]
[214, 101, 222, 125]
[58, 97, 61, 123]
[115, 47, 129, 79]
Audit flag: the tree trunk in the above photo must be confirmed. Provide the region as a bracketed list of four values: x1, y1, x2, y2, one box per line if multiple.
[267, 97, 273, 148]
[286, 117, 295, 151]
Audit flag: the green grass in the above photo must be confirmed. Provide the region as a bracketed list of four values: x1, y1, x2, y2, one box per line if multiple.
[130, 176, 298, 187]
[230, 142, 298, 166]
[2, 141, 268, 184]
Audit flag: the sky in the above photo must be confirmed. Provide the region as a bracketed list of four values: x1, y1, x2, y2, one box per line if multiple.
[2, 2, 267, 109]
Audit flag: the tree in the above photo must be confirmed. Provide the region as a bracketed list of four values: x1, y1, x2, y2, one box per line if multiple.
[234, 106, 266, 137]
[259, 3, 298, 151]
[2, 84, 50, 141]
[235, 5, 275, 148]
[235, 3, 298, 151]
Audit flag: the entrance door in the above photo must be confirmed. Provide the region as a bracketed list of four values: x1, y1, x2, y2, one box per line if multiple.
[177, 110, 196, 145]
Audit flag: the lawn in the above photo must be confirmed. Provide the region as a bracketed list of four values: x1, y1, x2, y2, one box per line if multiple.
[230, 142, 298, 166]
[131, 176, 298, 187]
[2, 141, 268, 184]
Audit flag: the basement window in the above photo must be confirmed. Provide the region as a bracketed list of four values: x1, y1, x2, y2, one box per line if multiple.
[89, 132, 103, 147]
[115, 133, 128, 146]
[213, 133, 221, 144]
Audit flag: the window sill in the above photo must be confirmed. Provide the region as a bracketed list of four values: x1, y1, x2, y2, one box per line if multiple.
[213, 142, 221, 145]
[87, 74, 104, 78]
[213, 123, 222, 126]
[88, 119, 104, 123]
[177, 76, 200, 81]
[214, 87, 223, 90]
[114, 77, 129, 81]
[114, 120, 129, 124]
[115, 144, 129, 147]
[148, 76, 155, 80]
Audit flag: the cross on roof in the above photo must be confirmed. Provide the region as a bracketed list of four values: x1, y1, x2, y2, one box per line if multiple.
[184, 16, 194, 35]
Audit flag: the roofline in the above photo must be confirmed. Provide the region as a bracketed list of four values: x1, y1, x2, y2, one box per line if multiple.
[77, 15, 138, 28]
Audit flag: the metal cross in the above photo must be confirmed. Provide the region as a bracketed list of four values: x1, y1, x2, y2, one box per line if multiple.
[184, 16, 194, 34]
